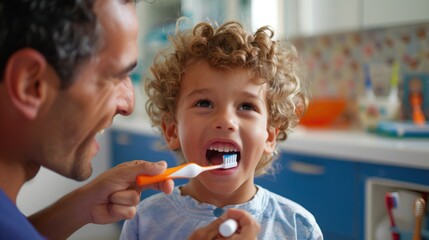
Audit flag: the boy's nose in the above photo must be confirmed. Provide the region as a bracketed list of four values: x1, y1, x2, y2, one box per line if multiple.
[116, 78, 135, 116]
[211, 110, 238, 132]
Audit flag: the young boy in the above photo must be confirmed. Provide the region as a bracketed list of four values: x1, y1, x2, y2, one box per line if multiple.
[120, 19, 323, 240]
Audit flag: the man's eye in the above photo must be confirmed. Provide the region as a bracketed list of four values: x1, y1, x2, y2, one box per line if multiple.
[195, 100, 213, 108]
[239, 103, 255, 111]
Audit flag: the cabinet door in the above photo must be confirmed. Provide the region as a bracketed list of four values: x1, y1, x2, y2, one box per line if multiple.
[110, 129, 188, 199]
[255, 151, 359, 240]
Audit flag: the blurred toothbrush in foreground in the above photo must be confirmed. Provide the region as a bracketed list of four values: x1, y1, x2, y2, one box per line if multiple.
[385, 192, 400, 240]
[136, 154, 237, 186]
[413, 197, 426, 240]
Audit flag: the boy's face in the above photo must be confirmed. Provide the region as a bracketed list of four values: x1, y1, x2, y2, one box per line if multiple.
[164, 60, 277, 203]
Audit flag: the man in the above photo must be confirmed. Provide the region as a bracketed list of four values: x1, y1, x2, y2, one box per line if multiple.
[0, 0, 260, 239]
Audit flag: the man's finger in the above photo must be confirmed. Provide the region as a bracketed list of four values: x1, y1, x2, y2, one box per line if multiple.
[118, 160, 168, 177]
[226, 209, 260, 239]
[109, 189, 141, 206]
[109, 204, 137, 220]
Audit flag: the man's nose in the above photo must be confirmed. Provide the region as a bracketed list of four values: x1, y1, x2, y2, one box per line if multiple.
[116, 78, 135, 116]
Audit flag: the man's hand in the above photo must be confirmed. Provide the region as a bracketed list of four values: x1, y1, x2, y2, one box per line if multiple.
[29, 160, 174, 239]
[83, 160, 174, 224]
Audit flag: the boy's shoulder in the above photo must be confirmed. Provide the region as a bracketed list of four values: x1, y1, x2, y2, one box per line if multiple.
[257, 185, 317, 221]
[256, 185, 323, 239]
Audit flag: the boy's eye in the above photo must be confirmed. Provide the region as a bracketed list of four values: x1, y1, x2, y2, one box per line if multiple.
[195, 99, 213, 108]
[239, 103, 255, 111]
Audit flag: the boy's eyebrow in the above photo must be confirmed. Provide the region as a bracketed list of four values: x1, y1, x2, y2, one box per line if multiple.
[186, 88, 265, 104]
[185, 89, 210, 98]
[240, 91, 263, 99]
[241, 91, 265, 104]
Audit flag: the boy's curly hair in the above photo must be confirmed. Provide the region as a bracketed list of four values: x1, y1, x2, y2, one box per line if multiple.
[145, 19, 310, 176]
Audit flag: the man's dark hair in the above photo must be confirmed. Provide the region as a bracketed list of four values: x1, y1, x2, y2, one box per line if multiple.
[0, 0, 102, 89]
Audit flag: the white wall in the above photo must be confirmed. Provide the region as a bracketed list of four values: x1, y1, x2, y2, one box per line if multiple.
[295, 0, 361, 36]
[363, 0, 429, 28]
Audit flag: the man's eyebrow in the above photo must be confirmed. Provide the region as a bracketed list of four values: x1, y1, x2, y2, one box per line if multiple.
[122, 0, 144, 5]
[115, 61, 138, 77]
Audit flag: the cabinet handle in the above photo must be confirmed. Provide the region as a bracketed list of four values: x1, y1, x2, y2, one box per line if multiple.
[287, 160, 325, 175]
[115, 133, 130, 145]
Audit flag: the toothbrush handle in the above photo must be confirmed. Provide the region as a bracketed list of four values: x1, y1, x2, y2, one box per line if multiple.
[413, 199, 425, 240]
[136, 163, 191, 186]
[413, 217, 422, 240]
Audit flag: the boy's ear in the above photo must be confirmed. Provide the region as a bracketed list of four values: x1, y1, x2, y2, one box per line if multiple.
[264, 127, 279, 154]
[161, 114, 181, 150]
[4, 48, 48, 119]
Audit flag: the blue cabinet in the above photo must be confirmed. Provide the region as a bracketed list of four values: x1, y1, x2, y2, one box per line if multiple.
[110, 129, 176, 166]
[359, 162, 429, 188]
[255, 151, 359, 240]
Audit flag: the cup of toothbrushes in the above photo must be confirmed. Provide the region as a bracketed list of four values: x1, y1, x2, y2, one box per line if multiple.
[358, 63, 400, 131]
[358, 94, 400, 131]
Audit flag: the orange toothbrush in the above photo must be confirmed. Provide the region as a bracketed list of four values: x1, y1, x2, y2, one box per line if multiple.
[136, 154, 237, 186]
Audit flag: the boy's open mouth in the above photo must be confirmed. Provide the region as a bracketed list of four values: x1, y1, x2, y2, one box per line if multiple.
[205, 143, 240, 166]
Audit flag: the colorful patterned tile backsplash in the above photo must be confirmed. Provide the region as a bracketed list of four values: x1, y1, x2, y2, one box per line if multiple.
[292, 22, 429, 127]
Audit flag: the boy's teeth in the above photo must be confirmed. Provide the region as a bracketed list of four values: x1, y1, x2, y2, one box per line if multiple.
[98, 129, 105, 134]
[208, 144, 238, 152]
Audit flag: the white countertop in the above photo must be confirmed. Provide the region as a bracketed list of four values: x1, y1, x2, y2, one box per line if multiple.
[112, 117, 429, 170]
[281, 127, 429, 170]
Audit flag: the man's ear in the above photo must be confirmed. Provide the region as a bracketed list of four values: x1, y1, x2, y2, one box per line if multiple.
[4, 48, 47, 119]
[161, 114, 181, 150]
[264, 127, 279, 154]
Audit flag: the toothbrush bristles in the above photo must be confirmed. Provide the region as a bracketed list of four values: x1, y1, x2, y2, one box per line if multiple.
[222, 154, 238, 169]
[415, 198, 425, 216]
